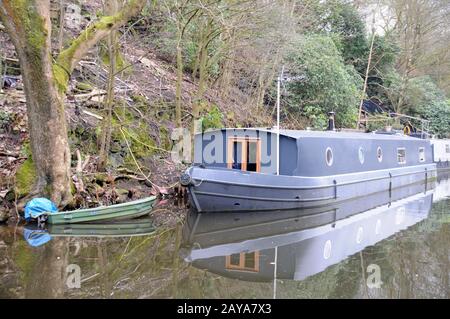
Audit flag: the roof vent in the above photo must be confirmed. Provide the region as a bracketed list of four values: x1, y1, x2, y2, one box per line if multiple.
[327, 112, 336, 131]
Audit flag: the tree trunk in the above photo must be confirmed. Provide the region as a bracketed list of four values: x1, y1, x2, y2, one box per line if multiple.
[191, 19, 211, 142]
[25, 239, 69, 298]
[0, 1, 72, 205]
[57, 0, 66, 53]
[0, 0, 145, 206]
[0, 55, 3, 93]
[175, 30, 183, 128]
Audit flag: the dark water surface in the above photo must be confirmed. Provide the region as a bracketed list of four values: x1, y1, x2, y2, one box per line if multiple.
[1, 175, 449, 299]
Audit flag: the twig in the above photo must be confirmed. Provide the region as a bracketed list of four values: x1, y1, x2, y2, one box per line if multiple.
[119, 127, 158, 188]
[81, 273, 100, 283]
[14, 185, 20, 219]
[118, 237, 133, 263]
[0, 151, 24, 158]
[75, 149, 85, 192]
[74, 90, 106, 101]
[121, 127, 171, 153]
[114, 174, 146, 181]
[82, 155, 91, 171]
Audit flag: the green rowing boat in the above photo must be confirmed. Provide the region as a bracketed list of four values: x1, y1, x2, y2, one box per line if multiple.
[47, 219, 156, 237]
[39, 196, 157, 225]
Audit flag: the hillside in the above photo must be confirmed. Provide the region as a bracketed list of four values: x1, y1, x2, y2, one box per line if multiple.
[0, 12, 273, 223]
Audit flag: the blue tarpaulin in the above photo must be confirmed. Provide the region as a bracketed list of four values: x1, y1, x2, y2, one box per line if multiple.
[23, 228, 52, 247]
[24, 198, 58, 221]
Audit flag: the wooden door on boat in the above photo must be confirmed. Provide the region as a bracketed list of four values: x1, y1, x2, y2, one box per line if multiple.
[227, 137, 261, 172]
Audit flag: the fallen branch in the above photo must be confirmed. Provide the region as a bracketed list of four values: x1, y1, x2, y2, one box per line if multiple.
[82, 109, 103, 120]
[1, 56, 19, 63]
[0, 151, 21, 158]
[114, 174, 146, 182]
[74, 89, 106, 102]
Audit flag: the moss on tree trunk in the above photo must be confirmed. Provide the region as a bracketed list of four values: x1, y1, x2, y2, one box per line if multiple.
[0, 0, 72, 205]
[0, 0, 146, 206]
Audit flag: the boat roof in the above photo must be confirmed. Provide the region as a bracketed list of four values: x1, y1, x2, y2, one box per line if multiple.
[200, 128, 423, 141]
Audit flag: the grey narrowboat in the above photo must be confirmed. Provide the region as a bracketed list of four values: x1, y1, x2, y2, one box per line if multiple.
[180, 128, 437, 212]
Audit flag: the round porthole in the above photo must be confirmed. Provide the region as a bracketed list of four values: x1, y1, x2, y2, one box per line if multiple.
[326, 147, 333, 166]
[356, 227, 364, 244]
[358, 147, 365, 164]
[375, 219, 381, 235]
[377, 147, 383, 163]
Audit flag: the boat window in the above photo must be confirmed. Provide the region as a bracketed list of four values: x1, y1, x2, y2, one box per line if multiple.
[225, 251, 260, 272]
[377, 147, 383, 163]
[397, 148, 406, 164]
[227, 138, 261, 172]
[229, 253, 241, 266]
[419, 147, 425, 162]
[358, 147, 365, 164]
[246, 141, 259, 172]
[231, 141, 243, 170]
[446, 144, 450, 153]
[326, 147, 333, 166]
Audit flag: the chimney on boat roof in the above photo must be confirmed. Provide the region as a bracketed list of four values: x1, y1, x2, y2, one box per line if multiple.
[327, 112, 336, 131]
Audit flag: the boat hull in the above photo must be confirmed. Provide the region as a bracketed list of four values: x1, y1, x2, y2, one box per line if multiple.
[47, 219, 155, 237]
[47, 196, 157, 224]
[184, 165, 437, 212]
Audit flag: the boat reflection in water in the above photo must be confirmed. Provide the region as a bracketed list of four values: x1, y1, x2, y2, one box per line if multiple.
[434, 172, 450, 202]
[23, 218, 156, 247]
[182, 181, 436, 283]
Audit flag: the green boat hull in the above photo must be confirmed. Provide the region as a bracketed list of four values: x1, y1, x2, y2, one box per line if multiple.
[47, 219, 156, 237]
[47, 196, 157, 225]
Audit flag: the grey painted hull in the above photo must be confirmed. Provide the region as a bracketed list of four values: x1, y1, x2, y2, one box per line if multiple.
[183, 180, 435, 248]
[185, 164, 437, 212]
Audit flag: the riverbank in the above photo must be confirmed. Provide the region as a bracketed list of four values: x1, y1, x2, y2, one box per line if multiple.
[0, 23, 269, 224]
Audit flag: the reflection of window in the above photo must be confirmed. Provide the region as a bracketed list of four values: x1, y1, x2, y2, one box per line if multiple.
[247, 142, 258, 172]
[397, 148, 406, 164]
[225, 251, 260, 272]
[227, 138, 261, 172]
[446, 144, 450, 154]
[419, 147, 425, 162]
[326, 147, 333, 166]
[231, 141, 243, 170]
[377, 147, 383, 163]
[358, 147, 365, 164]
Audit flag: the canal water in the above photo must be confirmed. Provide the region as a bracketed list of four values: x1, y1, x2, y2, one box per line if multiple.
[0, 175, 449, 299]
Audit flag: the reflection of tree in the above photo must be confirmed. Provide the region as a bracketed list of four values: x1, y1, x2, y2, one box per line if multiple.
[0, 228, 24, 298]
[1, 199, 449, 299]
[97, 240, 112, 298]
[0, 228, 70, 298]
[24, 238, 70, 298]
